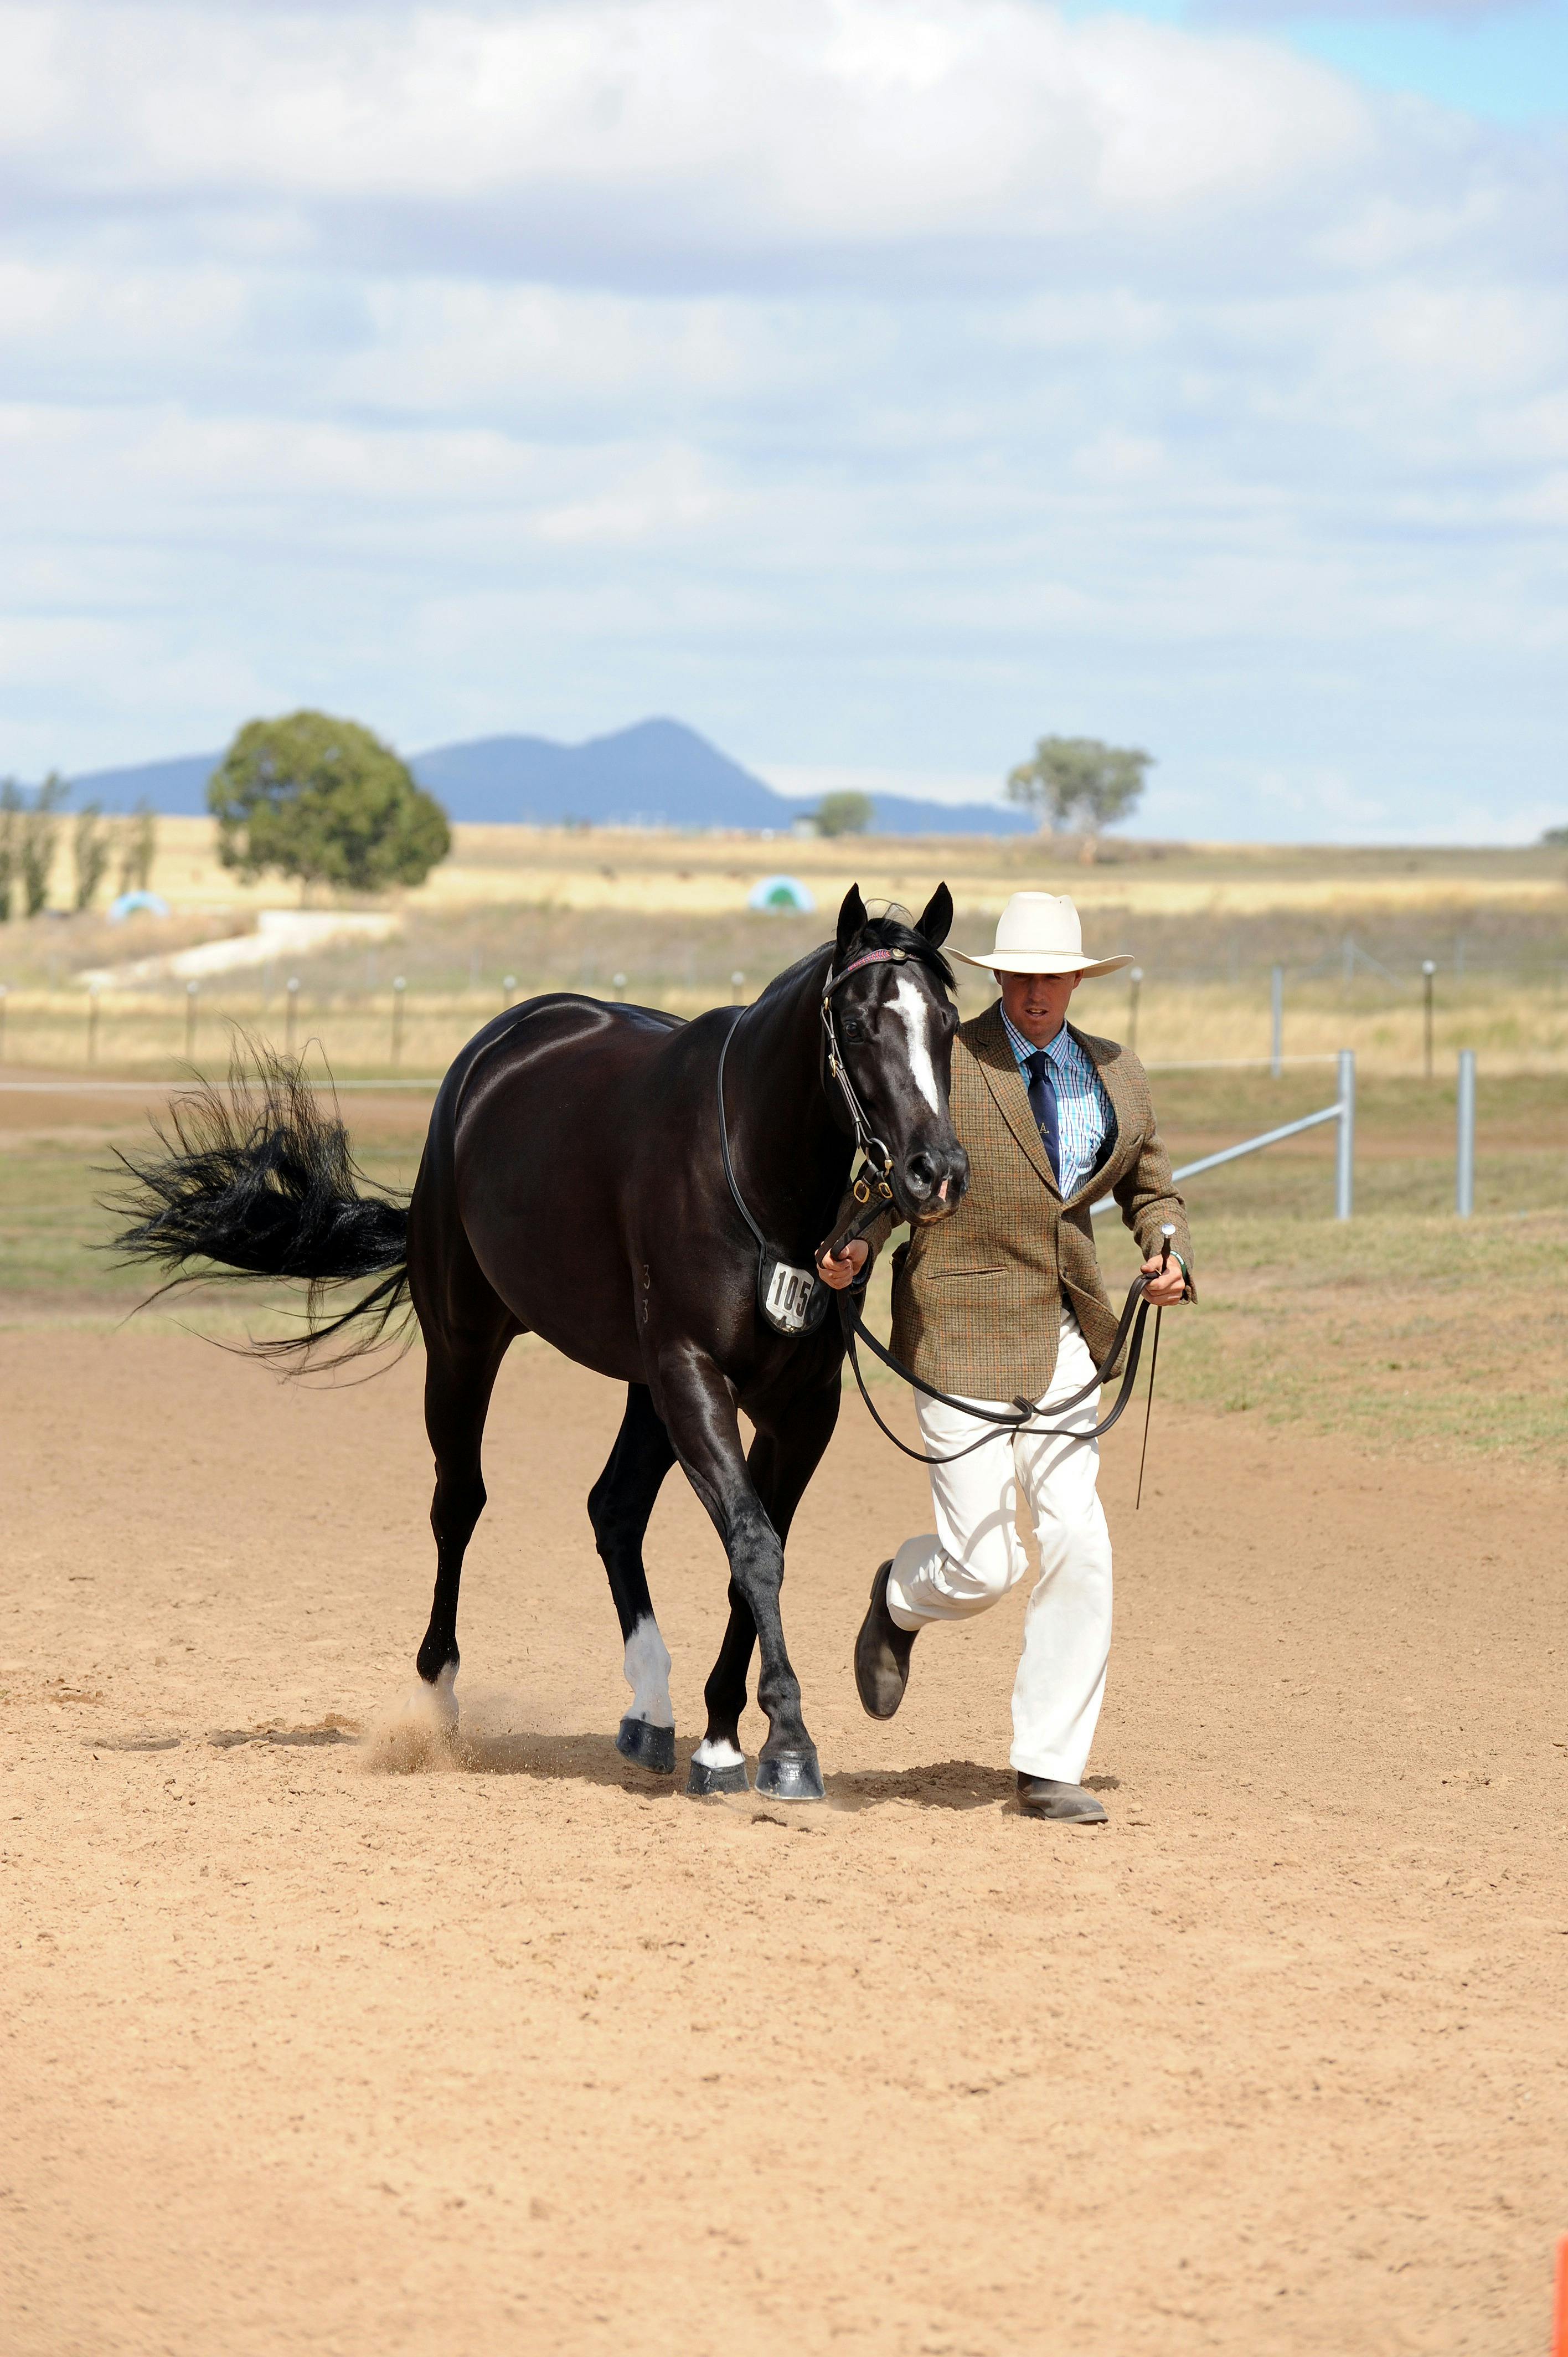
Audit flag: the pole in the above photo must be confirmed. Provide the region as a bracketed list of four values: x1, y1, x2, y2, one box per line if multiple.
[502, 974, 516, 1009]
[392, 976, 406, 1068]
[184, 980, 199, 1063]
[1455, 1048, 1476, 1217]
[1127, 966, 1142, 1054]
[613, 971, 627, 1002]
[285, 976, 300, 1057]
[1270, 964, 1283, 1079]
[730, 971, 745, 1005]
[1422, 960, 1436, 1082]
[88, 983, 100, 1066]
[1335, 1048, 1355, 1221]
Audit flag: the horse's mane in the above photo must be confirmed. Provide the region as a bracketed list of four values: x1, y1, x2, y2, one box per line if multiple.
[762, 905, 955, 1005]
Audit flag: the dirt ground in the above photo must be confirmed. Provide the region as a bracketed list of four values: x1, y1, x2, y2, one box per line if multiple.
[3, 1326, 1565, 2357]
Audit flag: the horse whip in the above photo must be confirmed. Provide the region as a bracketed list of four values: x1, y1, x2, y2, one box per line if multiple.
[1134, 1223, 1176, 1512]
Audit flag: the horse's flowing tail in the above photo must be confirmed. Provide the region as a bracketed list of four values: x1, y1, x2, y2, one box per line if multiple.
[107, 1042, 413, 1371]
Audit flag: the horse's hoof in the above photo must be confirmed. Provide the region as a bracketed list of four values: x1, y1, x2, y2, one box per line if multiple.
[686, 1747, 750, 1796]
[754, 1749, 825, 1803]
[616, 1716, 676, 1776]
[426, 1664, 459, 1735]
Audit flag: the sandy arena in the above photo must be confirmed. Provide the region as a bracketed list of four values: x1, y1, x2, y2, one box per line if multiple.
[3, 1326, 1565, 2355]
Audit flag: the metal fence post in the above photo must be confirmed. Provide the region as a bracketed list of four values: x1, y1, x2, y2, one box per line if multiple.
[1422, 960, 1436, 1081]
[613, 971, 627, 1002]
[184, 980, 199, 1063]
[1335, 1048, 1355, 1220]
[1270, 965, 1283, 1078]
[502, 974, 517, 1009]
[730, 971, 745, 1005]
[1456, 1048, 1476, 1217]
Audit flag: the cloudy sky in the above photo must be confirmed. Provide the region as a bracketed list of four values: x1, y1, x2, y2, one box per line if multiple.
[3, 0, 1565, 840]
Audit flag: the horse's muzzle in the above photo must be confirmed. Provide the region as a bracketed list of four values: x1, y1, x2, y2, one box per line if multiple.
[901, 1143, 969, 1224]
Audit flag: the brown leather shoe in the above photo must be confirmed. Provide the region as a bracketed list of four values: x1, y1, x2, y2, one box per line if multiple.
[853, 1560, 919, 1720]
[1015, 1772, 1107, 1824]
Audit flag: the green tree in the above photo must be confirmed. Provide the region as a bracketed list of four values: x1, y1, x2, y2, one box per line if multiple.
[19, 773, 68, 915]
[1543, 824, 1568, 847]
[0, 779, 20, 922]
[208, 712, 451, 897]
[1005, 735, 1152, 862]
[117, 799, 158, 895]
[74, 802, 112, 910]
[812, 789, 875, 838]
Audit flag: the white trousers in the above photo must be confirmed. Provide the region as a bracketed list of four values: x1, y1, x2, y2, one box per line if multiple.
[885, 1310, 1112, 1784]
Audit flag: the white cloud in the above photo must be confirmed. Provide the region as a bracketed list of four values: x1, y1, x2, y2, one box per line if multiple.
[0, 0, 1371, 258]
[0, 0, 1562, 840]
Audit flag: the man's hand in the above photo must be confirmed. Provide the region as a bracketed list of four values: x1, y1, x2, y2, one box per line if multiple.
[817, 1240, 869, 1291]
[1141, 1254, 1187, 1308]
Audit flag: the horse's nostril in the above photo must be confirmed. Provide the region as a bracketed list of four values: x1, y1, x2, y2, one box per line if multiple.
[906, 1153, 937, 1193]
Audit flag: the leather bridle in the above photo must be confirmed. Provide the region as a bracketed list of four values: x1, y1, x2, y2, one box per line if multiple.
[716, 944, 912, 1280]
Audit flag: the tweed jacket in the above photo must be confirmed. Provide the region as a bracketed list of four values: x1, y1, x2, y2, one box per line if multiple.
[861, 1001, 1193, 1399]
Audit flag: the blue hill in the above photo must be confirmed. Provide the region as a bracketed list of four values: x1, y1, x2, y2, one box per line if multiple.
[63, 718, 1030, 836]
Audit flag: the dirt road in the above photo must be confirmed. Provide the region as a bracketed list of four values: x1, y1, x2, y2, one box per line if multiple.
[3, 1329, 1564, 2355]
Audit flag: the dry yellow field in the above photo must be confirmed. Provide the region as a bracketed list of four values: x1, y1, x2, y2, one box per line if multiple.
[4, 819, 1566, 1078]
[38, 811, 1568, 924]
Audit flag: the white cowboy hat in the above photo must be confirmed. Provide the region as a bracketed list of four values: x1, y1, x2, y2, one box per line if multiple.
[949, 892, 1134, 980]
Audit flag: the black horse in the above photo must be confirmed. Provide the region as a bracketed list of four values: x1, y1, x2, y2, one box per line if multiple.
[113, 885, 967, 1801]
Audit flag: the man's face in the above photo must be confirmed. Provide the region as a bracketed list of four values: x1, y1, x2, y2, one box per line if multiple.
[997, 967, 1082, 1044]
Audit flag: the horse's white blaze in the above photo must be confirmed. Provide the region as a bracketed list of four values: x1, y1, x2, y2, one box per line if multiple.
[891, 973, 942, 1116]
[692, 1735, 744, 1769]
[622, 1613, 674, 1728]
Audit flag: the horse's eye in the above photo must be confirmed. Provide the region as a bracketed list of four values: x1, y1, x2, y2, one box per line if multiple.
[843, 1019, 863, 1041]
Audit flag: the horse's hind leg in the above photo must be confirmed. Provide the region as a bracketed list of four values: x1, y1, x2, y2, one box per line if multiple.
[415, 1310, 515, 1722]
[588, 1385, 679, 1776]
[688, 1582, 756, 1795]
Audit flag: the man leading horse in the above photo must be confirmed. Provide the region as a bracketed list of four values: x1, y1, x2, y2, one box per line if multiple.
[818, 892, 1194, 1826]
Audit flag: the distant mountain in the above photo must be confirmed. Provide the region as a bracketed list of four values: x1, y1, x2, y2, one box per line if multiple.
[65, 751, 224, 816]
[64, 717, 1030, 836]
[412, 718, 786, 828]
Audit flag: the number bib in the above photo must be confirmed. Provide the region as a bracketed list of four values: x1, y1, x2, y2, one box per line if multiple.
[758, 1251, 830, 1338]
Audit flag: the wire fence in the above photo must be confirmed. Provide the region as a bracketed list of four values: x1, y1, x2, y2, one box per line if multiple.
[0, 934, 1565, 1078]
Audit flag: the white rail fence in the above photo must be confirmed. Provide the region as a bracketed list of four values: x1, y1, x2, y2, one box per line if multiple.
[1093, 1049, 1479, 1222]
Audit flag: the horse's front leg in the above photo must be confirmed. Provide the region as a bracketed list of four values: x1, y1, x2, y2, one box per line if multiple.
[653, 1345, 823, 1802]
[688, 1389, 841, 1796]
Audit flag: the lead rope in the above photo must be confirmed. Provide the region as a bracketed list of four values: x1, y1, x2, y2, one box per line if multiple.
[838, 1271, 1156, 1468]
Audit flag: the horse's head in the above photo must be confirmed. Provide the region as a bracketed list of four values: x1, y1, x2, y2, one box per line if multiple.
[828, 883, 969, 1227]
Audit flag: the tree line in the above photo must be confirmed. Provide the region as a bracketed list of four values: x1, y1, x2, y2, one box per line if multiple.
[0, 779, 158, 921]
[0, 711, 451, 918]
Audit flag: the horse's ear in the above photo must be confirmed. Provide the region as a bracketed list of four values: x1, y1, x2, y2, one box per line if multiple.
[835, 884, 867, 963]
[916, 882, 953, 948]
